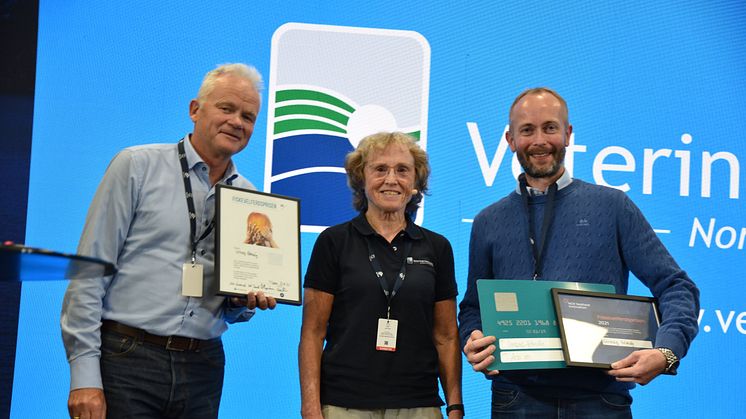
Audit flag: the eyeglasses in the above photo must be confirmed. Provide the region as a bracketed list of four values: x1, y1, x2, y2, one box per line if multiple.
[366, 164, 414, 179]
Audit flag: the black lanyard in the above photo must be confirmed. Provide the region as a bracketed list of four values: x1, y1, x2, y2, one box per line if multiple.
[519, 174, 558, 280]
[364, 235, 413, 319]
[177, 139, 230, 264]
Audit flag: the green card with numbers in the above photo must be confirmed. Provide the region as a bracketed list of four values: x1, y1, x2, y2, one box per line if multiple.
[477, 279, 614, 370]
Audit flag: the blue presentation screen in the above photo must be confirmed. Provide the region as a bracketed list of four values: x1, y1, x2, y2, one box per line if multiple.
[12, 1, 746, 417]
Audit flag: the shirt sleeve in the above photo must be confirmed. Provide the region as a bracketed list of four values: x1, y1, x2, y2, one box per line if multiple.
[303, 229, 339, 294]
[434, 235, 458, 301]
[618, 194, 700, 361]
[60, 150, 139, 390]
[222, 301, 256, 323]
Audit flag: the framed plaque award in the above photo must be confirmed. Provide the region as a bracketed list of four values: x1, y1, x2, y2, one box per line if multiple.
[551, 288, 661, 368]
[215, 184, 301, 305]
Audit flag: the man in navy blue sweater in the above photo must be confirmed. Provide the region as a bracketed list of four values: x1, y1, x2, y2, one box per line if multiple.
[458, 88, 699, 418]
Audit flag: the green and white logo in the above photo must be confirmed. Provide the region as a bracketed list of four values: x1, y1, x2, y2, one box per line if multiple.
[265, 23, 431, 232]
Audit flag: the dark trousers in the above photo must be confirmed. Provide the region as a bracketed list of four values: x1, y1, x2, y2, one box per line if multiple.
[100, 330, 225, 419]
[491, 388, 632, 419]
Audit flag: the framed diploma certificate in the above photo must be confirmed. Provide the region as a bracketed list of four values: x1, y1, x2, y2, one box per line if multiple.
[551, 288, 661, 368]
[215, 184, 301, 305]
[477, 280, 614, 370]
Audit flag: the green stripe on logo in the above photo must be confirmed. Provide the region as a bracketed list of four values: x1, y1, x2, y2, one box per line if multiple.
[274, 119, 347, 135]
[275, 104, 350, 125]
[276, 89, 355, 113]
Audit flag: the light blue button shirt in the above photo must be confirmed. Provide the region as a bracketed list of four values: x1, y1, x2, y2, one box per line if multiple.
[61, 135, 255, 390]
[515, 168, 573, 196]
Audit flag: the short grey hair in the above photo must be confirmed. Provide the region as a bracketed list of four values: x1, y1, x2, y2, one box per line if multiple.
[197, 63, 263, 104]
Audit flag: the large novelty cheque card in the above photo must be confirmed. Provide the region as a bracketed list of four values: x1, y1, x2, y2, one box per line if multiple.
[477, 279, 615, 370]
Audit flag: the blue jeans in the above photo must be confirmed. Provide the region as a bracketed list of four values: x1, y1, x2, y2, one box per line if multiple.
[100, 330, 225, 419]
[491, 388, 632, 419]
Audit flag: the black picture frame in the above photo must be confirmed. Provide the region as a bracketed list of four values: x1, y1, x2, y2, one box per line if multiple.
[215, 184, 302, 305]
[551, 288, 661, 369]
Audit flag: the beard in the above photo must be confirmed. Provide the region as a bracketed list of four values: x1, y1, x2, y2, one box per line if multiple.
[516, 146, 566, 179]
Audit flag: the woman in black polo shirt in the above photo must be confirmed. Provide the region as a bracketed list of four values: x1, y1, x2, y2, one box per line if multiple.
[299, 132, 463, 419]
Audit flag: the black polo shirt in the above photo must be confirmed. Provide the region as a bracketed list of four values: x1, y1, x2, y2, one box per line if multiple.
[304, 214, 458, 409]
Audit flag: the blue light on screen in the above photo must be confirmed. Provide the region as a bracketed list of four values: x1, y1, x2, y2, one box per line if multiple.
[12, 1, 746, 417]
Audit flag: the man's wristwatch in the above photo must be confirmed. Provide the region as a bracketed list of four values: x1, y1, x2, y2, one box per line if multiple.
[655, 347, 679, 374]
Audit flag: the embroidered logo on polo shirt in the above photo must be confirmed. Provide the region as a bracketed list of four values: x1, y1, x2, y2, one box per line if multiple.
[406, 257, 434, 267]
[576, 218, 590, 227]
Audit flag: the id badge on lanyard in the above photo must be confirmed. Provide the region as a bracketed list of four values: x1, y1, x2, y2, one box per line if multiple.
[365, 236, 412, 352]
[178, 139, 215, 297]
[376, 318, 399, 351]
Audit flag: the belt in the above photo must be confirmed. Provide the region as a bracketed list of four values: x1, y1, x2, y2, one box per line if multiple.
[101, 320, 207, 352]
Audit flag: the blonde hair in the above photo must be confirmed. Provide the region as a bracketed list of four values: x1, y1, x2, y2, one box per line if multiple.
[344, 132, 429, 215]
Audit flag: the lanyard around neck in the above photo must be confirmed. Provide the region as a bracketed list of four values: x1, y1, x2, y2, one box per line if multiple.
[177, 139, 216, 264]
[519, 174, 558, 280]
[364, 235, 413, 319]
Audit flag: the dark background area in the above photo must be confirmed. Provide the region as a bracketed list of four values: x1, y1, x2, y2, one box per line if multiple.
[0, 0, 39, 416]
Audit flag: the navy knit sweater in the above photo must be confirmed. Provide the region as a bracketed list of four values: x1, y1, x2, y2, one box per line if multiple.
[458, 179, 700, 397]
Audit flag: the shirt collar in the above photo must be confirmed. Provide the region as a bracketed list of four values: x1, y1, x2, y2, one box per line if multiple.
[351, 213, 423, 240]
[184, 134, 239, 184]
[515, 167, 573, 196]
[183, 134, 204, 171]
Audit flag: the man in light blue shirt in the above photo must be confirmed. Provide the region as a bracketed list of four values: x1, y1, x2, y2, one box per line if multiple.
[61, 63, 276, 419]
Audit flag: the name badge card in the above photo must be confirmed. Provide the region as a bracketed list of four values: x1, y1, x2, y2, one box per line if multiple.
[376, 318, 398, 352]
[182, 263, 203, 297]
